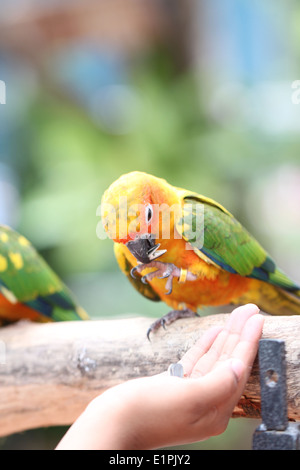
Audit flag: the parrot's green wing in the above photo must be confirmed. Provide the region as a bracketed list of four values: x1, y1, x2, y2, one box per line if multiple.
[114, 243, 160, 302]
[176, 195, 300, 292]
[0, 225, 88, 321]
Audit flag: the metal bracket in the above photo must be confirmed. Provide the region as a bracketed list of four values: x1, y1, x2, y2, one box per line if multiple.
[252, 339, 300, 450]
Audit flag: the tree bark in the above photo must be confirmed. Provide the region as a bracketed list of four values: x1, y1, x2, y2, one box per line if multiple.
[0, 314, 299, 437]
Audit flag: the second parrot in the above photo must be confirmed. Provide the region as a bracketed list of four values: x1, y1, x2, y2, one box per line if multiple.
[0, 225, 88, 324]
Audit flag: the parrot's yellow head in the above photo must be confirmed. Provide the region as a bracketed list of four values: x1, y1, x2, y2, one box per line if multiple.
[101, 171, 181, 263]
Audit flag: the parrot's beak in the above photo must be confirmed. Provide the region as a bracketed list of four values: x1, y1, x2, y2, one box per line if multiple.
[126, 234, 167, 263]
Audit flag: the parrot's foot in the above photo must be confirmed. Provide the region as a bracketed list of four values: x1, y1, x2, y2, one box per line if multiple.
[131, 261, 197, 295]
[147, 308, 198, 340]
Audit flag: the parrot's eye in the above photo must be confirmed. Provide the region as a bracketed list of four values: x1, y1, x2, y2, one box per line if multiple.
[145, 204, 153, 224]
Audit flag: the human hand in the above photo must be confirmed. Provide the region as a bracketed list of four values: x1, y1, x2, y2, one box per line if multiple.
[56, 303, 264, 450]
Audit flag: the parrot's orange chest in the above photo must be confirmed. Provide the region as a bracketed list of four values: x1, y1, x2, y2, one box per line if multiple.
[141, 237, 251, 311]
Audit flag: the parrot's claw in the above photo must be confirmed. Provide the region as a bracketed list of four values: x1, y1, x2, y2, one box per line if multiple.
[157, 271, 171, 280]
[130, 261, 181, 293]
[130, 266, 139, 279]
[147, 308, 198, 340]
[131, 261, 197, 296]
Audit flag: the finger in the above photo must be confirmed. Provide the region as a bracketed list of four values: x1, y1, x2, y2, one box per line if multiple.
[212, 313, 264, 409]
[215, 304, 261, 362]
[179, 326, 223, 376]
[190, 304, 259, 378]
[230, 313, 265, 368]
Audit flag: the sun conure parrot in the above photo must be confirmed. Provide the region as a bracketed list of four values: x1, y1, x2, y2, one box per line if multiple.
[101, 171, 300, 338]
[0, 225, 89, 324]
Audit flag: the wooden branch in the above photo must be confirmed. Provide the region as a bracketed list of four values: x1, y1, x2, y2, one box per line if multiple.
[0, 314, 299, 437]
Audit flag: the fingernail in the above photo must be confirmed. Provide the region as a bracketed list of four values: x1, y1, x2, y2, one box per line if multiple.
[230, 358, 245, 382]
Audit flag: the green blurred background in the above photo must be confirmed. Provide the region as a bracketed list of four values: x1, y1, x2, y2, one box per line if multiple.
[0, 0, 300, 450]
